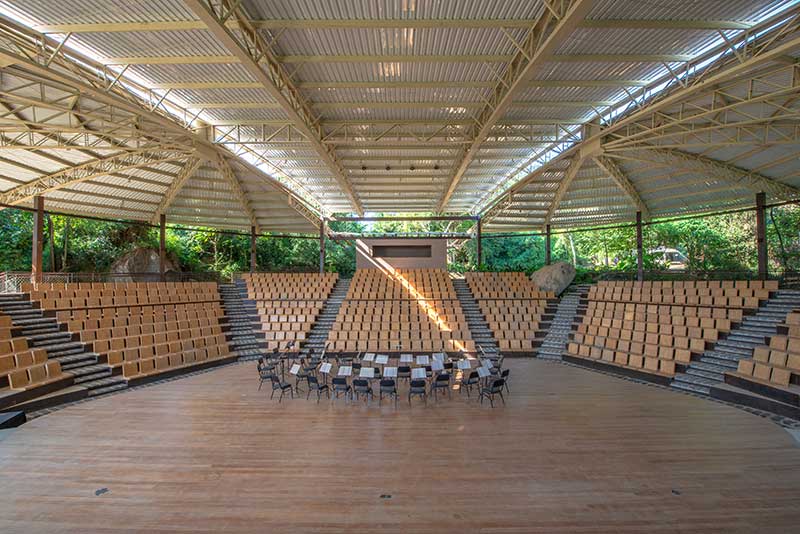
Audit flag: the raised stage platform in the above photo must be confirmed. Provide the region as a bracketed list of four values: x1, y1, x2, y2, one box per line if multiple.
[1, 360, 799, 532]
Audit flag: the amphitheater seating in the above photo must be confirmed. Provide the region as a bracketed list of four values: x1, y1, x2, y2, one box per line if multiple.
[243, 273, 337, 351]
[567, 280, 767, 378]
[0, 313, 67, 392]
[329, 269, 474, 353]
[728, 310, 800, 389]
[23, 282, 231, 383]
[465, 272, 555, 353]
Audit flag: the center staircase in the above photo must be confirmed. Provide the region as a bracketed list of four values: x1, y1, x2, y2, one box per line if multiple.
[671, 289, 800, 395]
[219, 280, 266, 360]
[300, 277, 350, 357]
[453, 278, 499, 356]
[536, 284, 590, 360]
[0, 293, 127, 397]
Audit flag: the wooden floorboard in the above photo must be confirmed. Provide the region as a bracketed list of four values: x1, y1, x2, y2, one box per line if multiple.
[1, 360, 800, 533]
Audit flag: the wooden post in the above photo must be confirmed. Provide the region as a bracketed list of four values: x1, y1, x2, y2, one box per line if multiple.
[250, 225, 257, 273]
[636, 211, 644, 282]
[159, 214, 166, 282]
[756, 192, 767, 281]
[476, 217, 483, 270]
[319, 219, 326, 274]
[545, 224, 552, 266]
[31, 195, 44, 285]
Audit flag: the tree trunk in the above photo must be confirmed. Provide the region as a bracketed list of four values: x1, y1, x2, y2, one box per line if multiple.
[46, 214, 55, 272]
[61, 218, 69, 271]
[568, 233, 577, 267]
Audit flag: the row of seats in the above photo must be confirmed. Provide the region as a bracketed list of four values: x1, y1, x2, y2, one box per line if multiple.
[465, 272, 555, 300]
[566, 281, 755, 377]
[56, 302, 224, 323]
[244, 272, 337, 300]
[94, 325, 224, 356]
[466, 273, 553, 353]
[121, 338, 231, 379]
[566, 342, 677, 376]
[596, 280, 778, 290]
[245, 274, 335, 351]
[7, 360, 66, 391]
[329, 269, 472, 354]
[72, 316, 220, 342]
[729, 310, 800, 388]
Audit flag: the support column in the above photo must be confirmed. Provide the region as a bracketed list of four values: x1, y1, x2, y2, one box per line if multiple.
[636, 211, 644, 282]
[31, 195, 44, 285]
[756, 192, 767, 281]
[545, 224, 552, 266]
[319, 219, 326, 274]
[476, 217, 483, 269]
[159, 214, 166, 282]
[250, 225, 257, 273]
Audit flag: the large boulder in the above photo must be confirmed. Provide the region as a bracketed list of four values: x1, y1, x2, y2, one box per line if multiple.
[110, 247, 178, 282]
[530, 261, 575, 296]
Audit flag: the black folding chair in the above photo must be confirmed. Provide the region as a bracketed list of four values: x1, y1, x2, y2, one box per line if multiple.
[397, 366, 412, 384]
[499, 368, 510, 392]
[306, 376, 329, 402]
[270, 374, 293, 403]
[257, 366, 273, 391]
[460, 370, 480, 397]
[379, 379, 398, 406]
[431, 373, 451, 400]
[352, 378, 373, 402]
[408, 379, 427, 405]
[479, 379, 506, 408]
[332, 377, 351, 402]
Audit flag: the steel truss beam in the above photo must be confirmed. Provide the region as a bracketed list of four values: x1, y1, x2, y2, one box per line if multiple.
[603, 63, 800, 151]
[184, 0, 363, 215]
[216, 154, 260, 232]
[438, 0, 593, 212]
[33, 19, 752, 33]
[593, 155, 650, 218]
[543, 155, 585, 227]
[0, 16, 327, 222]
[479, 5, 800, 224]
[151, 157, 202, 223]
[612, 148, 800, 199]
[0, 147, 190, 206]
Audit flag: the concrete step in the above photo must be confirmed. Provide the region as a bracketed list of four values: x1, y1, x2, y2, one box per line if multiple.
[73, 368, 113, 384]
[55, 352, 98, 369]
[85, 378, 129, 395]
[670, 380, 711, 396]
[686, 367, 724, 381]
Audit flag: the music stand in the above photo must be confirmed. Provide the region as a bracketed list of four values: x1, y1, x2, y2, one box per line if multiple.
[383, 366, 398, 378]
[411, 368, 426, 380]
[338, 366, 352, 377]
[400, 354, 413, 363]
[457, 359, 472, 370]
[319, 362, 332, 385]
[431, 360, 444, 372]
[416, 355, 430, 365]
[432, 352, 446, 363]
[363, 352, 375, 362]
[359, 367, 375, 379]
[289, 363, 301, 375]
[375, 354, 389, 365]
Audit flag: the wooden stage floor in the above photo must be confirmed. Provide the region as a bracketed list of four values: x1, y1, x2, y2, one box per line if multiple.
[1, 360, 800, 533]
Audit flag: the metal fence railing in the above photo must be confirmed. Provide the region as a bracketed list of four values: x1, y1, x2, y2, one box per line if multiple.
[0, 271, 221, 293]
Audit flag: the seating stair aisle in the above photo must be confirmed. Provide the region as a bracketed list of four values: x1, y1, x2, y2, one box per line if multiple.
[219, 280, 267, 360]
[301, 277, 350, 357]
[453, 278, 499, 356]
[671, 289, 800, 395]
[537, 284, 591, 360]
[0, 293, 127, 397]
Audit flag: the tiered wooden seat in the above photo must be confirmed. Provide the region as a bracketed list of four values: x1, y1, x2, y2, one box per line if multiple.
[23, 282, 231, 382]
[0, 316, 68, 393]
[465, 272, 555, 353]
[567, 281, 755, 378]
[121, 333, 231, 379]
[329, 269, 474, 353]
[23, 281, 219, 311]
[728, 310, 800, 389]
[243, 273, 337, 351]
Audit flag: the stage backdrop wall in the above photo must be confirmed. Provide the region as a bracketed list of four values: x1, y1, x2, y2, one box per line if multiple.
[355, 238, 447, 270]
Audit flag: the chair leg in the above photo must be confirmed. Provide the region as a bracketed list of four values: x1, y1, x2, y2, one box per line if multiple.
[489, 394, 494, 408]
[500, 391, 505, 404]
[258, 380, 263, 391]
[505, 383, 510, 394]
[307, 389, 311, 400]
[271, 388, 275, 400]
[278, 389, 284, 403]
